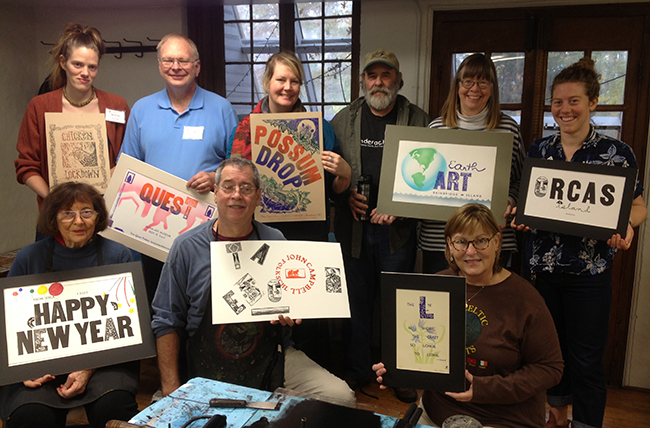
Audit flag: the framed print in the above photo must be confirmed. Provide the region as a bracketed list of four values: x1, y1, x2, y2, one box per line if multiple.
[380, 272, 466, 392]
[377, 126, 513, 225]
[517, 158, 637, 241]
[45, 112, 111, 193]
[101, 154, 218, 262]
[0, 262, 156, 386]
[211, 241, 349, 324]
[250, 112, 326, 222]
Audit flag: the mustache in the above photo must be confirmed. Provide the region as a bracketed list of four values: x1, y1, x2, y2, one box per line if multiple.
[369, 87, 391, 96]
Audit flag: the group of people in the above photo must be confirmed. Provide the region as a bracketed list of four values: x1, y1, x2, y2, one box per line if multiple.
[5, 21, 646, 428]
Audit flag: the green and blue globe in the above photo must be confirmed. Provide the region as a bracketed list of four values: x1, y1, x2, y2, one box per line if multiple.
[401, 147, 446, 191]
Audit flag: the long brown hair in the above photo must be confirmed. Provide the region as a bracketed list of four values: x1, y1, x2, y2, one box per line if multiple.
[440, 53, 501, 129]
[47, 23, 105, 90]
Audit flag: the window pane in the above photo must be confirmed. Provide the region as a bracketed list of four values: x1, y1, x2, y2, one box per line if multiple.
[324, 105, 346, 121]
[300, 19, 322, 40]
[502, 110, 521, 126]
[324, 61, 351, 103]
[325, 1, 352, 16]
[252, 3, 278, 20]
[492, 52, 524, 104]
[234, 5, 250, 20]
[306, 62, 323, 103]
[543, 112, 558, 138]
[592, 111, 623, 139]
[325, 17, 351, 39]
[593, 51, 627, 105]
[253, 21, 279, 47]
[232, 104, 254, 117]
[224, 23, 248, 62]
[225, 64, 254, 104]
[325, 52, 351, 61]
[297, 2, 322, 18]
[545, 51, 583, 104]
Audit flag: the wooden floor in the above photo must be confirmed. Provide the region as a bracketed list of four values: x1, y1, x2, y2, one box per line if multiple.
[39, 357, 650, 427]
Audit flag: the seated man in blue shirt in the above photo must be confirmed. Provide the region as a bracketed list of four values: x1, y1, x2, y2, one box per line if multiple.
[151, 158, 355, 402]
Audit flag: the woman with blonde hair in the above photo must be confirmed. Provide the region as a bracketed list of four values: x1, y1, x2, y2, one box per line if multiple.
[418, 53, 525, 274]
[15, 23, 129, 213]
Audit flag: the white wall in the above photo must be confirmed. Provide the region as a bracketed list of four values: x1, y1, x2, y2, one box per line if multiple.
[0, 5, 41, 253]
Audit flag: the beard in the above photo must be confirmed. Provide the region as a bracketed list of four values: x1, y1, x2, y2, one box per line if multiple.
[363, 83, 399, 112]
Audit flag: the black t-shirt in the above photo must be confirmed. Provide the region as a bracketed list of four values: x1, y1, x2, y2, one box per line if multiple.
[360, 102, 398, 211]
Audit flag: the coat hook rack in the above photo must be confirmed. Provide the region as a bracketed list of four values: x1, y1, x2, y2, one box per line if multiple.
[39, 37, 158, 59]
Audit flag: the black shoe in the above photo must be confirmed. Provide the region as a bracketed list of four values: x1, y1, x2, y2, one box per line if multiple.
[393, 387, 418, 403]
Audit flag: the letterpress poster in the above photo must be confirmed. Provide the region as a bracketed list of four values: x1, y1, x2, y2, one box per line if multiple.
[210, 241, 349, 324]
[377, 126, 513, 225]
[250, 112, 326, 222]
[45, 112, 111, 193]
[0, 263, 155, 386]
[101, 155, 217, 262]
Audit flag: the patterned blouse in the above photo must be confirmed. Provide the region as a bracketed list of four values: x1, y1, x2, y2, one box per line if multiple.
[527, 126, 643, 275]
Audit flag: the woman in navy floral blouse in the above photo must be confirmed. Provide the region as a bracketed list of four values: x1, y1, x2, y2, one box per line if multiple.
[513, 59, 646, 428]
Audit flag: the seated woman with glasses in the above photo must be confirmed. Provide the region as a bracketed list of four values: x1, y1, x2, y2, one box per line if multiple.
[15, 23, 129, 216]
[418, 53, 525, 274]
[373, 204, 563, 428]
[1, 182, 139, 428]
[228, 50, 351, 242]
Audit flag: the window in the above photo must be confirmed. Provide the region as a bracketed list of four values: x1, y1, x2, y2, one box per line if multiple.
[223, 2, 357, 120]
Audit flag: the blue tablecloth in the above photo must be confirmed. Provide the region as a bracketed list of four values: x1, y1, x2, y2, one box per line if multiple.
[130, 377, 427, 428]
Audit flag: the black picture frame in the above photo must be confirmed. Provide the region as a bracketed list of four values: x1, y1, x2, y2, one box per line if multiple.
[380, 272, 466, 393]
[517, 158, 637, 241]
[0, 262, 156, 386]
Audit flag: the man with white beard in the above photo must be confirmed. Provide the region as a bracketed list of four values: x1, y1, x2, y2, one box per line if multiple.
[330, 49, 431, 403]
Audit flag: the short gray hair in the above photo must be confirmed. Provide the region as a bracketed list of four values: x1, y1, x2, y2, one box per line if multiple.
[157, 33, 200, 61]
[215, 158, 261, 189]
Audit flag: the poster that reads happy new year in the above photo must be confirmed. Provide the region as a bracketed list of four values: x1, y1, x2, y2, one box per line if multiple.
[249, 112, 326, 223]
[210, 241, 349, 324]
[377, 126, 513, 226]
[45, 112, 111, 193]
[0, 263, 155, 386]
[101, 155, 218, 262]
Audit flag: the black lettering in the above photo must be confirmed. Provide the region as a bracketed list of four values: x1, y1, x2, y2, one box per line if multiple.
[34, 303, 50, 326]
[80, 297, 95, 319]
[17, 331, 33, 355]
[600, 184, 615, 206]
[567, 180, 581, 202]
[550, 178, 565, 200]
[95, 294, 109, 316]
[582, 182, 596, 204]
[65, 299, 81, 322]
[47, 325, 70, 349]
[75, 322, 89, 345]
[89, 320, 103, 343]
[50, 301, 67, 323]
[117, 316, 134, 338]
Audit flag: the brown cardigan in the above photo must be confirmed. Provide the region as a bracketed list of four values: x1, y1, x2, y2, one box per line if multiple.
[14, 87, 130, 209]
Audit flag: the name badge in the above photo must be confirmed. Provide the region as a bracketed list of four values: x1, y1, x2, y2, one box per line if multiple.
[105, 108, 126, 124]
[183, 126, 204, 140]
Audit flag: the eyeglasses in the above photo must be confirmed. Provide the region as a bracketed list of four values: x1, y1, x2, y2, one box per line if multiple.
[219, 184, 256, 196]
[460, 79, 491, 90]
[57, 209, 97, 223]
[450, 233, 498, 251]
[159, 58, 197, 69]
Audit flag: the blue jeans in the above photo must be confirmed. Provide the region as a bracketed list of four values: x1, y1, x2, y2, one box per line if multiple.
[534, 270, 612, 428]
[342, 223, 416, 380]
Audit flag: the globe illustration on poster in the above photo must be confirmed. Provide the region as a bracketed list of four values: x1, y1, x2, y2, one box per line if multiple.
[401, 147, 447, 192]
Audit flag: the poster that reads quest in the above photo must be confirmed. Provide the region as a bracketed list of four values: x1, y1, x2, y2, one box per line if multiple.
[102, 155, 217, 262]
[3, 272, 143, 368]
[250, 112, 326, 223]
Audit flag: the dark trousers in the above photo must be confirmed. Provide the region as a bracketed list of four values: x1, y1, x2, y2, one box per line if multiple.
[534, 270, 612, 428]
[6, 390, 138, 428]
[342, 223, 416, 380]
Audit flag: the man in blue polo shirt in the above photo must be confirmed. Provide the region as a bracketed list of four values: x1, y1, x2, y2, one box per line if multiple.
[119, 33, 238, 302]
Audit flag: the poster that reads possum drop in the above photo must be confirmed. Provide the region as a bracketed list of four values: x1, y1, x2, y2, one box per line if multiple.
[377, 126, 513, 226]
[101, 155, 217, 262]
[45, 112, 111, 193]
[250, 112, 326, 222]
[0, 263, 155, 386]
[210, 241, 349, 324]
